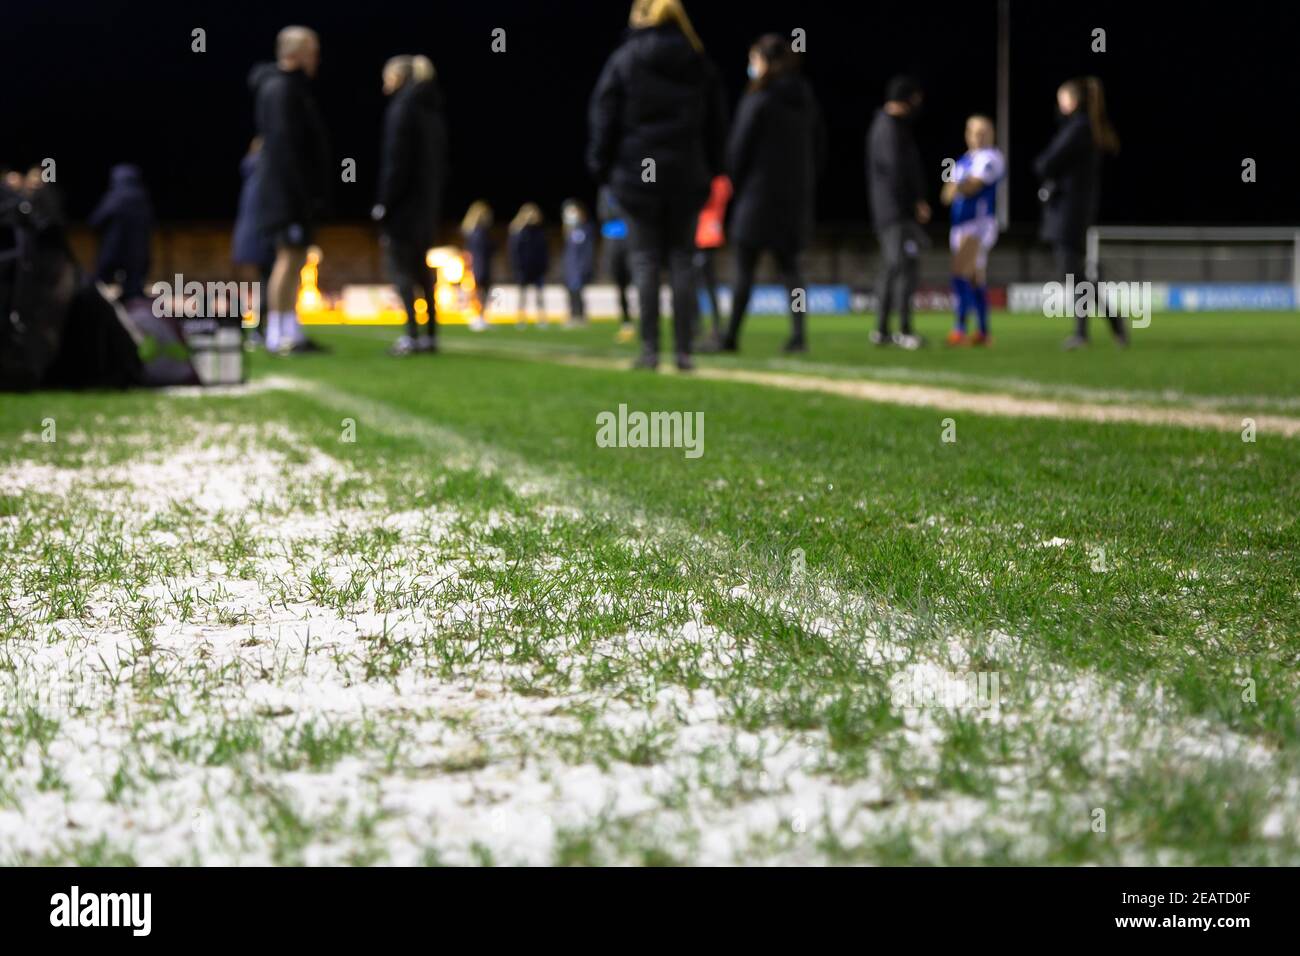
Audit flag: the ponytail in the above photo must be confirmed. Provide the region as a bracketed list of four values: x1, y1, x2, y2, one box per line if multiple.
[1084, 76, 1120, 155]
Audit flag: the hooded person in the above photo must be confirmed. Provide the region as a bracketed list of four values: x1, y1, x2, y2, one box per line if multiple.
[866, 74, 930, 349]
[249, 25, 331, 354]
[88, 164, 153, 302]
[721, 34, 826, 354]
[586, 0, 728, 371]
[372, 53, 450, 356]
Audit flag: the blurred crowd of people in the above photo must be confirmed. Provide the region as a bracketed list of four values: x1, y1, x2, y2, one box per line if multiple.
[4, 0, 1124, 374]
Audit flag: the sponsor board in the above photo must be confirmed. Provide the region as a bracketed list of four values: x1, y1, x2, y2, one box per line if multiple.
[1009, 282, 1294, 313]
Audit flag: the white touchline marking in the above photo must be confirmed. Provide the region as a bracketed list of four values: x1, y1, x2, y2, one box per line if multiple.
[436, 343, 1300, 437]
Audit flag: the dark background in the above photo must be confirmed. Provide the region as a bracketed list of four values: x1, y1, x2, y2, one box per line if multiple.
[3, 0, 1296, 230]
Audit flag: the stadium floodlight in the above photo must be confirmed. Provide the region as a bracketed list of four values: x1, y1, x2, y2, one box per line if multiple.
[1086, 226, 1300, 310]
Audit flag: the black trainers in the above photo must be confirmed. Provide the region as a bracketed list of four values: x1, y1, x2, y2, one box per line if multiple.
[414, 336, 438, 354]
[782, 338, 808, 354]
[675, 353, 695, 372]
[631, 352, 658, 371]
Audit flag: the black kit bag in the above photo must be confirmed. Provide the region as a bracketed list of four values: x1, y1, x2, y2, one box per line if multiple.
[0, 186, 79, 390]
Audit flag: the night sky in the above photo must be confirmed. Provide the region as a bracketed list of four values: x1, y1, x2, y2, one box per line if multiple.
[4, 0, 1296, 230]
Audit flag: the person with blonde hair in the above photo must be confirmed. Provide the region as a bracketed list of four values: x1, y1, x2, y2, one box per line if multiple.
[508, 203, 549, 324]
[462, 201, 495, 330]
[1034, 76, 1123, 349]
[373, 51, 448, 356]
[587, 0, 727, 370]
[940, 115, 1004, 346]
[410, 55, 435, 83]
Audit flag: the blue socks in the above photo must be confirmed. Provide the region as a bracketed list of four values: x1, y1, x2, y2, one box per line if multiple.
[952, 277, 990, 337]
[972, 284, 989, 336]
[951, 276, 972, 332]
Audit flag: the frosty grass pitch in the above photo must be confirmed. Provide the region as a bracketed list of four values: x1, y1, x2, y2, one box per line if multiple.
[2, 311, 1298, 865]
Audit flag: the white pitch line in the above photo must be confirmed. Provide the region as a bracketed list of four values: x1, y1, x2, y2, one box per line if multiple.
[441, 344, 1300, 438]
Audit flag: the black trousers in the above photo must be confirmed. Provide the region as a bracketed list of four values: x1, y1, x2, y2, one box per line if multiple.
[626, 195, 701, 356]
[518, 281, 545, 317]
[605, 240, 632, 324]
[694, 249, 722, 335]
[875, 222, 926, 335]
[384, 237, 435, 339]
[725, 242, 805, 346]
[567, 285, 586, 321]
[1054, 242, 1125, 340]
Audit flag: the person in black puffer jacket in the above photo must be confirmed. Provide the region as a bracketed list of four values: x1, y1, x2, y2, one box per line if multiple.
[508, 203, 550, 324]
[587, 0, 727, 371]
[721, 34, 826, 354]
[373, 54, 449, 356]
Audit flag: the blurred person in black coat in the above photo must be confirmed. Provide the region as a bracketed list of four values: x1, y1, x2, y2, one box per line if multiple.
[1034, 76, 1124, 349]
[561, 199, 596, 326]
[597, 187, 635, 340]
[721, 34, 826, 354]
[89, 164, 152, 303]
[461, 201, 495, 331]
[866, 75, 930, 349]
[508, 203, 549, 324]
[587, 0, 727, 371]
[373, 54, 448, 356]
[231, 138, 275, 344]
[250, 26, 330, 354]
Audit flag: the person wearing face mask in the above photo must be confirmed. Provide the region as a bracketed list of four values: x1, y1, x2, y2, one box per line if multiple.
[720, 34, 825, 354]
[866, 74, 929, 350]
[1034, 76, 1123, 350]
[561, 199, 596, 326]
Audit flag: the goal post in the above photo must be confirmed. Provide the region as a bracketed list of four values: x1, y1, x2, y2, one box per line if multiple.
[1086, 226, 1300, 311]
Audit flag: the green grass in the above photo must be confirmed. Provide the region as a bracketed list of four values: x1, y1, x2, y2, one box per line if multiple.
[423, 310, 1300, 408]
[0, 310, 1296, 865]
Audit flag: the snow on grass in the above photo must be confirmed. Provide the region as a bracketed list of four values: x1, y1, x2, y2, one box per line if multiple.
[0, 401, 1296, 865]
